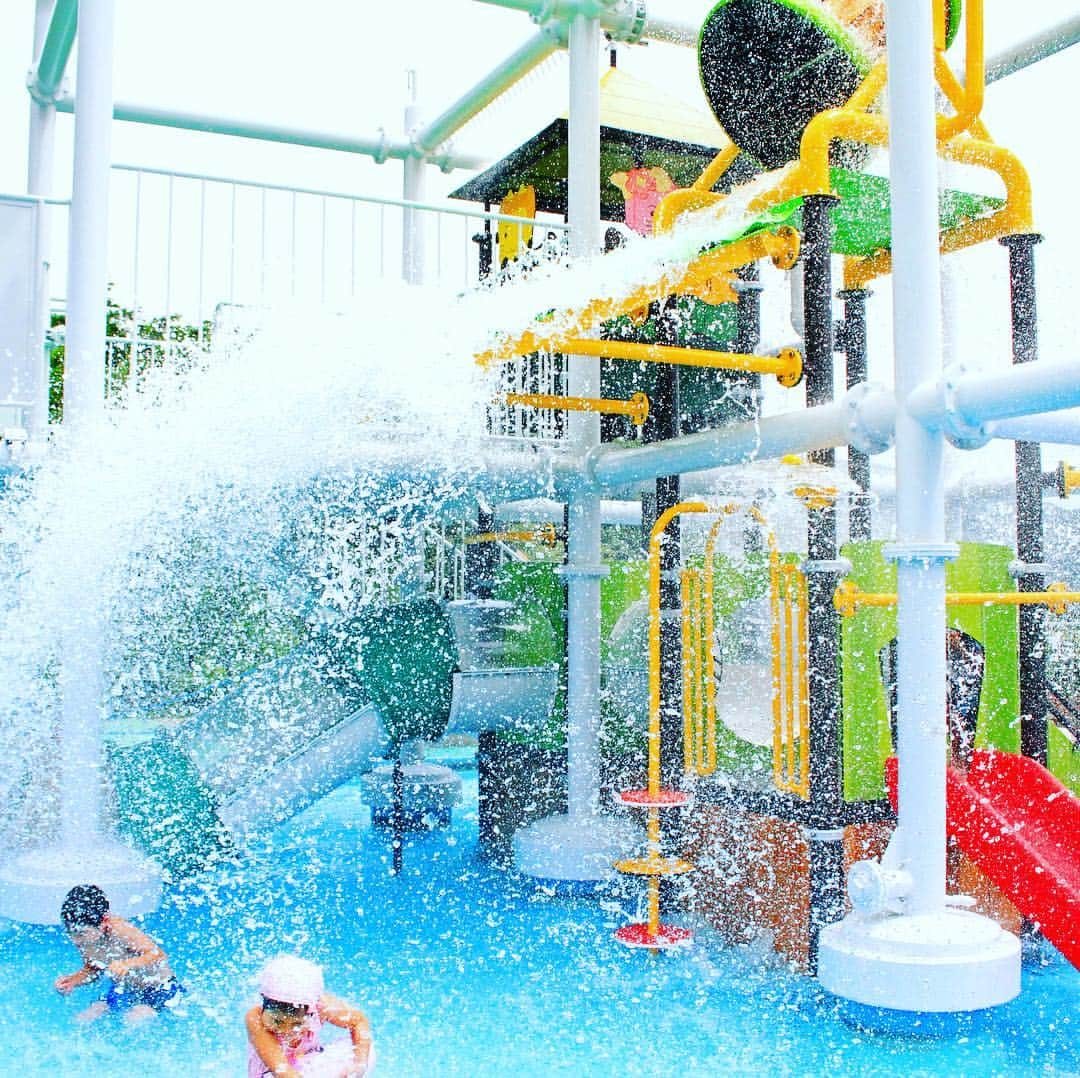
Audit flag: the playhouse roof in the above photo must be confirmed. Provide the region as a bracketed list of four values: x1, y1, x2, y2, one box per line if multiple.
[449, 67, 737, 221]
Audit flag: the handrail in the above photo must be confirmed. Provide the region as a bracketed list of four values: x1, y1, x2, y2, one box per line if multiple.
[500, 391, 650, 428]
[1047, 683, 1080, 748]
[110, 163, 571, 230]
[554, 339, 804, 387]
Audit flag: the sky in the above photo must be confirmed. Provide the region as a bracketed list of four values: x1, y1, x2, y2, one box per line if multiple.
[1, 0, 1078, 480]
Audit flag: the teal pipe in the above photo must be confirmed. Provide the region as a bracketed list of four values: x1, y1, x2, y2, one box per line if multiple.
[29, 0, 78, 102]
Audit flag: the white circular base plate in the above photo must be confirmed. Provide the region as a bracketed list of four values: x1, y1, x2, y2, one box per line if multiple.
[818, 908, 1021, 1013]
[0, 840, 163, 925]
[513, 812, 640, 882]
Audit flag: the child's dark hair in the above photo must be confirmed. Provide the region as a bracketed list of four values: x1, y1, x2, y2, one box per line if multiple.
[60, 884, 109, 930]
[261, 997, 310, 1022]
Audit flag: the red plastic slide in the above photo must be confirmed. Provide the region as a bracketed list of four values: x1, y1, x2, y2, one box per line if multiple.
[886, 750, 1080, 968]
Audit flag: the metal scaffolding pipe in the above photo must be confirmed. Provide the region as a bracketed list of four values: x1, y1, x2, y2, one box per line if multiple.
[989, 407, 1080, 446]
[54, 96, 487, 172]
[908, 359, 1080, 440]
[986, 14, 1080, 84]
[473, 0, 698, 46]
[587, 387, 896, 489]
[27, 0, 77, 102]
[414, 29, 563, 153]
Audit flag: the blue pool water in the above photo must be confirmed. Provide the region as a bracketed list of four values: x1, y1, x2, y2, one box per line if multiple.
[2, 768, 1077, 1076]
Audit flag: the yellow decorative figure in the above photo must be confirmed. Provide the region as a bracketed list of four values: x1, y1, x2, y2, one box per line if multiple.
[609, 166, 677, 236]
[497, 185, 535, 265]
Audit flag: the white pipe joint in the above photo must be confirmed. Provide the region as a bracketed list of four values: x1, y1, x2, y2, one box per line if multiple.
[848, 859, 914, 917]
[845, 382, 896, 454]
[908, 359, 1080, 450]
[907, 364, 991, 450]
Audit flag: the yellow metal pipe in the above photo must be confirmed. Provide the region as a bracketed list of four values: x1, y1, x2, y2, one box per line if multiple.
[556, 337, 804, 387]
[502, 390, 650, 427]
[476, 228, 801, 366]
[1062, 462, 1080, 497]
[843, 133, 1034, 289]
[935, 0, 985, 141]
[649, 501, 710, 796]
[467, 525, 557, 545]
[796, 568, 809, 797]
[691, 142, 741, 193]
[770, 557, 784, 793]
[652, 188, 726, 235]
[692, 572, 706, 773]
[834, 579, 1080, 617]
[846, 58, 888, 112]
[790, 570, 799, 790]
[681, 568, 695, 775]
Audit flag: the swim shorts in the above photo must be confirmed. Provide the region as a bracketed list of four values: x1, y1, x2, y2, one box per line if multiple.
[103, 977, 185, 1013]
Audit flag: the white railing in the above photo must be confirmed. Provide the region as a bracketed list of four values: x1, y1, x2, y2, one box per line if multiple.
[30, 165, 572, 408]
[97, 164, 571, 326]
[425, 522, 468, 602]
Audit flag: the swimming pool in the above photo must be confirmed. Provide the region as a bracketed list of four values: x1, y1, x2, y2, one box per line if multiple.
[3, 766, 1077, 1076]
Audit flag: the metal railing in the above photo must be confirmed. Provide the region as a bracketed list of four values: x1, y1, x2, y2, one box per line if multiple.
[100, 164, 570, 324]
[33, 165, 572, 409]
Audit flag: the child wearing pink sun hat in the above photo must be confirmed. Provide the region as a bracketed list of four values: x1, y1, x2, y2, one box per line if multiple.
[246, 956, 374, 1078]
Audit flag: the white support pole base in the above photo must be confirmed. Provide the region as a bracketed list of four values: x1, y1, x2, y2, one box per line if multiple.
[818, 909, 1020, 1014]
[513, 812, 638, 883]
[0, 839, 162, 925]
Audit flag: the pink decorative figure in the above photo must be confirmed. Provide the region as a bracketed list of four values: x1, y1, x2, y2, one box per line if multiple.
[609, 166, 677, 236]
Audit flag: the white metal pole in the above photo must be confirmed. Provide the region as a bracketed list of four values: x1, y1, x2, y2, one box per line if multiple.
[59, 0, 115, 849]
[563, 12, 605, 819]
[26, 0, 57, 447]
[402, 71, 426, 285]
[62, 0, 114, 428]
[884, 0, 951, 915]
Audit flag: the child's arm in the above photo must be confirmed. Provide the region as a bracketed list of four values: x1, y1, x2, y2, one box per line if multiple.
[319, 994, 373, 1074]
[245, 1007, 303, 1078]
[54, 965, 99, 994]
[103, 916, 166, 980]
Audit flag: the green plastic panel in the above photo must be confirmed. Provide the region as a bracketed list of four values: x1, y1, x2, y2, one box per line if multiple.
[495, 562, 564, 666]
[841, 541, 1021, 801]
[357, 599, 457, 752]
[735, 168, 1005, 260]
[109, 734, 228, 878]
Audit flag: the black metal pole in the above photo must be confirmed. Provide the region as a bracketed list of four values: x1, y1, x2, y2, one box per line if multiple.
[840, 288, 871, 543]
[653, 302, 683, 789]
[391, 754, 404, 876]
[1001, 233, 1047, 766]
[801, 196, 845, 971]
[464, 506, 497, 600]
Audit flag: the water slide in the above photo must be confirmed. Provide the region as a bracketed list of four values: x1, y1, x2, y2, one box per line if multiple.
[111, 602, 557, 874]
[886, 751, 1080, 967]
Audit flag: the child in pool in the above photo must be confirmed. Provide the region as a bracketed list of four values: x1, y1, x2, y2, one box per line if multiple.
[54, 884, 185, 1024]
[247, 956, 374, 1078]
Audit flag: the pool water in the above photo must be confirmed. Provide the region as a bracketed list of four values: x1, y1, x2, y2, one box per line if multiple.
[2, 768, 1077, 1076]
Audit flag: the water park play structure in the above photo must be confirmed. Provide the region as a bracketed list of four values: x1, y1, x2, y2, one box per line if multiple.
[1, 0, 1079, 1045]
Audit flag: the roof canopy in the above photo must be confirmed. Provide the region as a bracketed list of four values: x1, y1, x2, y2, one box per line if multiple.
[449, 68, 738, 219]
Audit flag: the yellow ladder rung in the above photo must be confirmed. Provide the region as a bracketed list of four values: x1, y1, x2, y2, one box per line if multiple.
[615, 856, 695, 877]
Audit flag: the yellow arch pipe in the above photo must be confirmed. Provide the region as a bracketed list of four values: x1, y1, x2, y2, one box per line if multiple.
[935, 0, 985, 141]
[701, 505, 778, 780]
